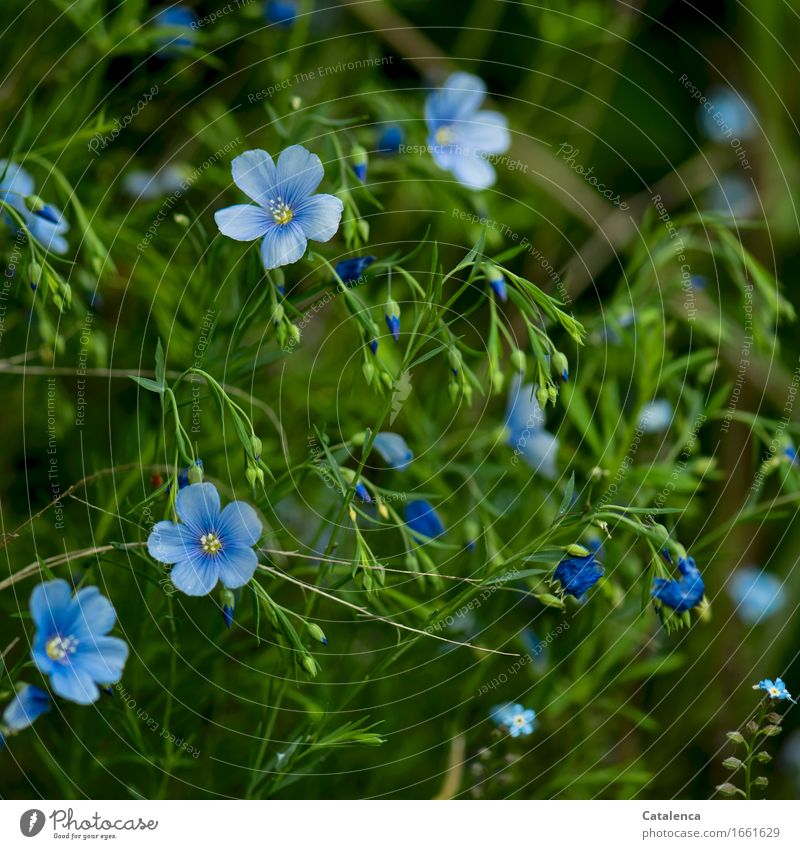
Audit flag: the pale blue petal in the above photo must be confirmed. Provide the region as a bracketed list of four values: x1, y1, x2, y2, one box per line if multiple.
[452, 110, 510, 154]
[638, 399, 673, 433]
[2, 685, 51, 732]
[448, 153, 497, 190]
[293, 193, 343, 242]
[216, 546, 259, 589]
[520, 430, 559, 480]
[259, 221, 307, 269]
[27, 208, 69, 254]
[425, 72, 487, 127]
[218, 501, 262, 546]
[66, 586, 116, 638]
[73, 637, 128, 683]
[373, 433, 413, 471]
[30, 579, 73, 632]
[231, 149, 278, 206]
[50, 664, 100, 705]
[175, 482, 221, 533]
[148, 520, 199, 564]
[214, 204, 271, 241]
[170, 556, 219, 596]
[506, 377, 545, 437]
[276, 145, 324, 206]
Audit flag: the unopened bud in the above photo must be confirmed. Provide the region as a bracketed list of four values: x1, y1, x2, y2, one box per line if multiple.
[510, 349, 526, 373]
[552, 351, 569, 382]
[306, 622, 328, 645]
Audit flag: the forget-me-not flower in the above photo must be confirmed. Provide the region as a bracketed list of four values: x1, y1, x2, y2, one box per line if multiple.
[31, 580, 129, 705]
[372, 433, 413, 471]
[1, 685, 51, 738]
[425, 72, 510, 190]
[215, 146, 343, 270]
[405, 500, 445, 539]
[148, 482, 263, 596]
[505, 376, 559, 480]
[652, 555, 704, 612]
[491, 702, 536, 737]
[554, 548, 604, 599]
[727, 566, 786, 625]
[755, 678, 794, 702]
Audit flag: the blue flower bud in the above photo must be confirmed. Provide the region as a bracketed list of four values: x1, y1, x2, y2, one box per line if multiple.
[351, 144, 368, 183]
[377, 125, 404, 153]
[354, 479, 372, 503]
[384, 299, 401, 341]
[368, 338, 378, 355]
[220, 588, 236, 629]
[265, 0, 297, 27]
[334, 255, 376, 284]
[484, 263, 507, 302]
[178, 458, 203, 489]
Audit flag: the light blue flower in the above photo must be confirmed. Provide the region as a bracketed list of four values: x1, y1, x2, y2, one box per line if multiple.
[147, 482, 263, 596]
[0, 159, 34, 220]
[756, 678, 794, 702]
[425, 72, 510, 190]
[373, 433, 413, 471]
[154, 6, 197, 55]
[0, 161, 69, 254]
[700, 86, 756, 142]
[652, 556, 704, 612]
[491, 702, 536, 737]
[215, 146, 343, 270]
[30, 580, 129, 705]
[1, 685, 51, 735]
[405, 500, 445, 539]
[727, 566, 786, 625]
[505, 376, 558, 479]
[637, 399, 673, 433]
[27, 204, 70, 255]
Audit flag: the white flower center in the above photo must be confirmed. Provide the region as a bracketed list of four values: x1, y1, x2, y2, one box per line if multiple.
[512, 714, 526, 726]
[46, 635, 79, 660]
[435, 126, 455, 146]
[268, 197, 293, 225]
[200, 532, 222, 555]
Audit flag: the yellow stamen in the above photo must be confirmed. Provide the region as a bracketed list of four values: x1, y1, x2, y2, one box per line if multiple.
[201, 532, 222, 554]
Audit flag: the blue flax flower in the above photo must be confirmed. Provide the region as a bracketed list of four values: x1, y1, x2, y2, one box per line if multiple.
[652, 556, 704, 612]
[0, 160, 69, 254]
[755, 678, 794, 702]
[554, 550, 604, 599]
[215, 146, 343, 270]
[335, 255, 375, 284]
[148, 482, 263, 596]
[505, 376, 559, 480]
[637, 398, 673, 433]
[266, 0, 297, 26]
[491, 702, 536, 737]
[405, 500, 445, 539]
[373, 433, 413, 471]
[377, 125, 404, 153]
[31, 580, 129, 705]
[425, 72, 510, 190]
[485, 265, 508, 301]
[700, 86, 756, 142]
[154, 6, 197, 55]
[0, 159, 33, 220]
[354, 479, 372, 503]
[1, 685, 51, 738]
[727, 566, 786, 625]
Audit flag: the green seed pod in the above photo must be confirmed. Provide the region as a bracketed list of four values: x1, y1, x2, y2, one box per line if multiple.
[510, 348, 526, 373]
[552, 351, 569, 382]
[306, 622, 328, 646]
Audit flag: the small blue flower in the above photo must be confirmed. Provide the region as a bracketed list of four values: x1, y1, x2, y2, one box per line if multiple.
[488, 272, 507, 302]
[652, 556, 704, 612]
[372, 432, 413, 471]
[405, 500, 445, 540]
[377, 125, 404, 154]
[756, 678, 794, 702]
[637, 399, 673, 433]
[425, 72, 511, 190]
[354, 479, 372, 503]
[783, 444, 797, 464]
[220, 588, 236, 630]
[554, 550, 604, 599]
[2, 685, 51, 734]
[0, 159, 33, 221]
[148, 482, 263, 596]
[178, 458, 204, 489]
[0, 161, 69, 254]
[700, 86, 756, 142]
[690, 275, 707, 291]
[368, 338, 379, 355]
[491, 702, 536, 737]
[265, 0, 297, 27]
[505, 376, 558, 480]
[727, 566, 786, 625]
[384, 299, 401, 341]
[215, 146, 343, 271]
[154, 6, 198, 55]
[26, 204, 70, 255]
[335, 255, 375, 284]
[30, 580, 129, 705]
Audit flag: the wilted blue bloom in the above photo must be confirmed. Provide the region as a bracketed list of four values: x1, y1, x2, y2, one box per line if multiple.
[554, 550, 604, 599]
[405, 500, 445, 539]
[148, 482, 263, 596]
[1, 685, 51, 735]
[178, 458, 204, 489]
[265, 0, 297, 26]
[425, 72, 511, 190]
[30, 580, 129, 705]
[505, 376, 558, 479]
[727, 566, 786, 625]
[215, 146, 343, 270]
[756, 678, 794, 702]
[335, 255, 375, 284]
[354, 479, 372, 503]
[377, 125, 404, 153]
[154, 6, 197, 55]
[652, 556, 704, 612]
[373, 433, 413, 471]
[700, 86, 756, 142]
[638, 399, 673, 433]
[491, 702, 536, 737]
